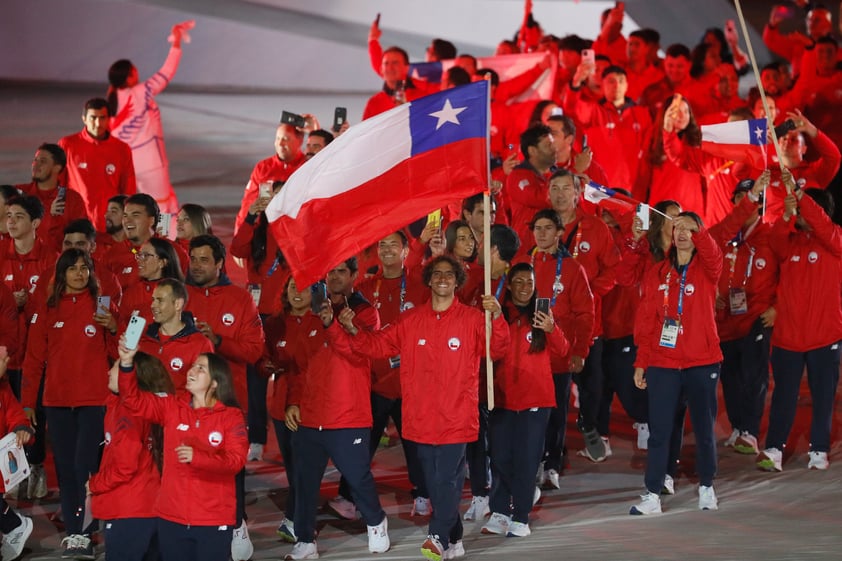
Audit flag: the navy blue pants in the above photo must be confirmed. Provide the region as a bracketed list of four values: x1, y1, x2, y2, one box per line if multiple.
[720, 319, 772, 437]
[12, 370, 47, 465]
[45, 405, 104, 535]
[465, 403, 490, 496]
[489, 408, 550, 523]
[272, 418, 296, 520]
[574, 338, 604, 433]
[292, 427, 385, 543]
[598, 336, 648, 435]
[246, 363, 268, 445]
[544, 372, 572, 471]
[766, 342, 841, 452]
[157, 518, 232, 561]
[415, 442, 465, 549]
[103, 517, 157, 561]
[0, 500, 22, 533]
[645, 364, 719, 493]
[339, 392, 428, 502]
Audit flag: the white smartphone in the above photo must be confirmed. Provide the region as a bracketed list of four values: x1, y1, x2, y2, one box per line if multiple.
[124, 315, 147, 350]
[259, 182, 272, 199]
[157, 213, 172, 238]
[581, 49, 595, 65]
[96, 295, 111, 315]
[636, 203, 651, 231]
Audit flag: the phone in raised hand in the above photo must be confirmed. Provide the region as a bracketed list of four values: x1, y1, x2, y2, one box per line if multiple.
[124, 315, 147, 351]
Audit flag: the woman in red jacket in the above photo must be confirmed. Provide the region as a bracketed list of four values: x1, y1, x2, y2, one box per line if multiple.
[120, 237, 184, 328]
[90, 351, 174, 561]
[175, 203, 213, 254]
[483, 263, 568, 538]
[631, 212, 723, 515]
[22, 248, 115, 558]
[117, 344, 248, 561]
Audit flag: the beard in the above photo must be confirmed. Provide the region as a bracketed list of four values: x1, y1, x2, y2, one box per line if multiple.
[105, 219, 122, 235]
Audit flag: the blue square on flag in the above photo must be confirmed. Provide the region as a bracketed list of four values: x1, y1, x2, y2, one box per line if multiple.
[748, 119, 768, 146]
[408, 81, 488, 157]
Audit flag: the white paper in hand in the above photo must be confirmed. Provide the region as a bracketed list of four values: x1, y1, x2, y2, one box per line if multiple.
[0, 433, 30, 492]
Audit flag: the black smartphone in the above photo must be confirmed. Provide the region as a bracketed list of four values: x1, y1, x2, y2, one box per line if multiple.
[774, 119, 796, 138]
[310, 281, 328, 314]
[375, 12, 381, 26]
[582, 134, 589, 150]
[280, 110, 307, 129]
[333, 107, 347, 133]
[535, 298, 551, 316]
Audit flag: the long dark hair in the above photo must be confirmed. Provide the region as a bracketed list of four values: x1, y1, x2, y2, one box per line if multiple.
[133, 352, 175, 473]
[179, 204, 213, 237]
[667, 211, 705, 266]
[48, 249, 98, 308]
[650, 95, 701, 166]
[444, 220, 477, 261]
[202, 353, 241, 409]
[504, 263, 547, 354]
[106, 59, 134, 116]
[647, 200, 681, 263]
[146, 238, 184, 282]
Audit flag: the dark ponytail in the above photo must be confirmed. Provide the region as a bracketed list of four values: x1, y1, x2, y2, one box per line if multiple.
[106, 59, 134, 116]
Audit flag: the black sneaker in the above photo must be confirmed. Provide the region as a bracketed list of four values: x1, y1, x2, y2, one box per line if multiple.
[60, 535, 80, 559]
[74, 534, 95, 560]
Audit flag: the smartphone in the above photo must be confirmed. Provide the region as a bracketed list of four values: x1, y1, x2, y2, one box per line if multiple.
[582, 134, 589, 150]
[636, 203, 651, 231]
[96, 295, 111, 315]
[375, 12, 381, 26]
[57, 186, 67, 201]
[157, 213, 172, 238]
[581, 49, 595, 65]
[550, 106, 564, 117]
[774, 119, 796, 138]
[615, 1, 625, 10]
[427, 209, 442, 230]
[280, 110, 307, 129]
[124, 315, 147, 350]
[310, 282, 328, 314]
[258, 181, 272, 199]
[333, 107, 347, 133]
[535, 298, 551, 316]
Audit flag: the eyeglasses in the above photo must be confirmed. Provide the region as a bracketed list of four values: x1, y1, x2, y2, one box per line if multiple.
[135, 252, 158, 261]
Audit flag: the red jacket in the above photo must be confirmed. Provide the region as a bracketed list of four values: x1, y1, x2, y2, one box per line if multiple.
[186, 277, 265, 412]
[118, 365, 247, 526]
[290, 295, 379, 429]
[362, 80, 435, 121]
[506, 162, 549, 250]
[494, 301, 568, 410]
[0, 381, 33, 491]
[634, 228, 724, 370]
[346, 299, 510, 445]
[0, 283, 20, 361]
[16, 183, 89, 252]
[769, 195, 842, 352]
[58, 129, 136, 231]
[643, 157, 706, 223]
[229, 214, 290, 316]
[119, 278, 161, 329]
[138, 314, 214, 391]
[602, 228, 641, 340]
[89, 394, 159, 520]
[22, 291, 115, 408]
[102, 237, 189, 292]
[356, 269, 429, 399]
[235, 153, 307, 232]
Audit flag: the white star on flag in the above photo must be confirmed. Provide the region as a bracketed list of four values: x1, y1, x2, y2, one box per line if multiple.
[754, 126, 764, 142]
[428, 99, 467, 130]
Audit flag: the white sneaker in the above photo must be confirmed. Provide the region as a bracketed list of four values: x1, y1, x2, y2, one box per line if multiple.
[1, 514, 32, 560]
[634, 422, 649, 450]
[277, 517, 296, 543]
[247, 443, 264, 462]
[421, 535, 443, 561]
[285, 541, 319, 560]
[28, 464, 47, 498]
[411, 496, 432, 516]
[463, 495, 489, 521]
[327, 496, 358, 520]
[734, 432, 759, 455]
[231, 520, 254, 561]
[698, 485, 719, 510]
[481, 512, 512, 535]
[506, 521, 531, 537]
[661, 474, 675, 495]
[757, 447, 783, 472]
[723, 428, 740, 447]
[532, 486, 541, 506]
[535, 461, 546, 486]
[444, 540, 465, 559]
[629, 492, 662, 515]
[546, 468, 561, 489]
[367, 515, 390, 553]
[808, 451, 829, 470]
[603, 437, 613, 458]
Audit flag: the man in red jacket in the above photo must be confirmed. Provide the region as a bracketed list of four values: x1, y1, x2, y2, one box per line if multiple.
[58, 98, 136, 231]
[506, 124, 556, 251]
[362, 46, 434, 120]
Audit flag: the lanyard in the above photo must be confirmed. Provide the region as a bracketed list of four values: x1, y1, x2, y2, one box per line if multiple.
[663, 265, 689, 324]
[373, 271, 407, 311]
[726, 221, 758, 288]
[266, 255, 281, 277]
[530, 248, 564, 307]
[495, 273, 507, 300]
[563, 223, 584, 259]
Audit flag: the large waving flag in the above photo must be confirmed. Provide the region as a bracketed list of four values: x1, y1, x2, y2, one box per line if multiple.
[701, 118, 768, 169]
[266, 81, 490, 287]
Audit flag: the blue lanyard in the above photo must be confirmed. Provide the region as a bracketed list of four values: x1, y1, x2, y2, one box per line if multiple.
[550, 251, 563, 308]
[495, 273, 507, 300]
[399, 271, 407, 311]
[266, 255, 281, 277]
[676, 265, 688, 317]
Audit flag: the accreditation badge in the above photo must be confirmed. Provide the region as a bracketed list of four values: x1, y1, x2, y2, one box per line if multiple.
[729, 287, 748, 315]
[659, 318, 679, 348]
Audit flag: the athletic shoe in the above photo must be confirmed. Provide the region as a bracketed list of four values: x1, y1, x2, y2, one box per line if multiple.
[411, 496, 432, 516]
[603, 437, 613, 458]
[74, 534, 95, 560]
[698, 485, 718, 511]
[367, 515, 390, 553]
[533, 486, 541, 506]
[1, 514, 32, 560]
[276, 518, 296, 543]
[327, 496, 358, 520]
[247, 443, 264, 462]
[535, 461, 546, 486]
[723, 428, 740, 447]
[577, 437, 611, 463]
[231, 520, 254, 561]
[421, 535, 443, 561]
[629, 492, 662, 515]
[285, 541, 319, 560]
[634, 422, 650, 450]
[808, 451, 829, 470]
[506, 521, 531, 537]
[757, 447, 783, 472]
[60, 535, 83, 559]
[661, 474, 675, 495]
[734, 432, 759, 455]
[28, 463, 47, 498]
[579, 426, 607, 461]
[443, 540, 465, 559]
[463, 495, 489, 521]
[481, 512, 511, 535]
[546, 468, 561, 489]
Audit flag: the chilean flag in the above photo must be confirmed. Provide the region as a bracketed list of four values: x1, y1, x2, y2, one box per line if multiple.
[582, 180, 637, 219]
[266, 81, 489, 287]
[701, 118, 768, 169]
